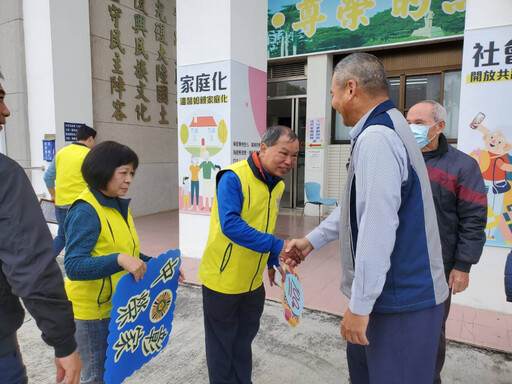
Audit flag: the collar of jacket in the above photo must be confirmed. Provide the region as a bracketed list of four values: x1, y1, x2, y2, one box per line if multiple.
[247, 151, 283, 191]
[89, 187, 131, 222]
[423, 133, 448, 160]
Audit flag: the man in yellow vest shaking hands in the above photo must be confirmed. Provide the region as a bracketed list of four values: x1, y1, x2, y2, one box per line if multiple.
[198, 125, 300, 384]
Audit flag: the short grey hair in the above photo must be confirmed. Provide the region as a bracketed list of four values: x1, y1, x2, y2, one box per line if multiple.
[261, 125, 298, 147]
[418, 100, 447, 123]
[334, 52, 388, 97]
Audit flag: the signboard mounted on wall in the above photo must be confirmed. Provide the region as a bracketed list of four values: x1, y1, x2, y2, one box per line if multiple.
[64, 122, 84, 142]
[268, 0, 465, 58]
[456, 24, 512, 248]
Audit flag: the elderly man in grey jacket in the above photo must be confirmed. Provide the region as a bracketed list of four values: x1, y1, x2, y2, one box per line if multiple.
[283, 53, 448, 384]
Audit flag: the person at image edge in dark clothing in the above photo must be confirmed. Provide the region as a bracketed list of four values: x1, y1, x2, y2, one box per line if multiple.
[0, 73, 81, 383]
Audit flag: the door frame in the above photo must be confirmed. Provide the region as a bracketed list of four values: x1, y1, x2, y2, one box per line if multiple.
[267, 95, 306, 209]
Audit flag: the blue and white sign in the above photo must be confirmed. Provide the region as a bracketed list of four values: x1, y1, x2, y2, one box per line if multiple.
[104, 249, 181, 384]
[64, 122, 84, 142]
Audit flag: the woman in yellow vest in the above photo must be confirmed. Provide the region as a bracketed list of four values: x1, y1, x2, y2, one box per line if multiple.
[63, 141, 183, 383]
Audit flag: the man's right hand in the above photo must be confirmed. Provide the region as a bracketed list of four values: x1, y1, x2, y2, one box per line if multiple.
[55, 350, 82, 384]
[280, 237, 314, 267]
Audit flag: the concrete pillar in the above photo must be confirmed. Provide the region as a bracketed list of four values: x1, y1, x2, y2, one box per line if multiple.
[0, 0, 30, 167]
[176, 0, 267, 258]
[304, 54, 333, 216]
[22, 0, 93, 197]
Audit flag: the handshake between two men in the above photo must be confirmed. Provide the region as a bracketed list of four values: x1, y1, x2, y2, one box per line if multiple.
[280, 238, 313, 267]
[271, 236, 372, 347]
[267, 238, 312, 288]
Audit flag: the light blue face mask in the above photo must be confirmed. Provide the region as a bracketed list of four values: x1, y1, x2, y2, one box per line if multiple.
[410, 123, 435, 148]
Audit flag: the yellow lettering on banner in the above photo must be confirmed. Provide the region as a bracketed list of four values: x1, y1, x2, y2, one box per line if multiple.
[442, 0, 465, 15]
[336, 0, 376, 31]
[292, 0, 327, 38]
[391, 0, 431, 21]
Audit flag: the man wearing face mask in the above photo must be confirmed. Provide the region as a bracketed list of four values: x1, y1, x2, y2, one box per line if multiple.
[407, 100, 487, 384]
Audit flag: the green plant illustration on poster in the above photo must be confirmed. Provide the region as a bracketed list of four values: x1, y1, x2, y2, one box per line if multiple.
[268, 0, 465, 58]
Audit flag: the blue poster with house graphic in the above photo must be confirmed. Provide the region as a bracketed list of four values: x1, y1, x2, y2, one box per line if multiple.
[104, 249, 181, 384]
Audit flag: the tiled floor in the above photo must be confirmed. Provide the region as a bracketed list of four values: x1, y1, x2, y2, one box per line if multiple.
[135, 209, 512, 353]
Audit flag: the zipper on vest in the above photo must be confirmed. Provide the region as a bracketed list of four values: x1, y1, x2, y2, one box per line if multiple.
[220, 243, 233, 273]
[96, 276, 112, 319]
[248, 186, 251, 209]
[106, 219, 115, 243]
[249, 190, 272, 291]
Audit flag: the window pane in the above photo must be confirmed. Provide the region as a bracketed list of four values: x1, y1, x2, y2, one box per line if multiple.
[405, 74, 441, 109]
[443, 71, 461, 139]
[267, 80, 307, 97]
[388, 77, 400, 109]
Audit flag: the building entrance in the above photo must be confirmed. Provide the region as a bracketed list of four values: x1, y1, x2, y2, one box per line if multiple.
[267, 97, 306, 208]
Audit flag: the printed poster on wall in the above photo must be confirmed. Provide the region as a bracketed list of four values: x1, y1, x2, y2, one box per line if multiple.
[456, 25, 512, 248]
[177, 61, 231, 215]
[268, 0, 465, 58]
[177, 60, 267, 215]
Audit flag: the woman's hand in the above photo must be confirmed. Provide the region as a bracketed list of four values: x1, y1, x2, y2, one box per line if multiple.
[118, 253, 147, 282]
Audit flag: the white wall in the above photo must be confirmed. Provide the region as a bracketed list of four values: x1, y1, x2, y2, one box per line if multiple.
[23, 0, 93, 198]
[453, 246, 511, 313]
[49, 0, 93, 151]
[230, 0, 267, 72]
[176, 0, 230, 66]
[177, 0, 266, 71]
[176, 0, 267, 258]
[465, 0, 512, 30]
[23, 0, 55, 197]
[304, 54, 333, 215]
[451, 0, 512, 314]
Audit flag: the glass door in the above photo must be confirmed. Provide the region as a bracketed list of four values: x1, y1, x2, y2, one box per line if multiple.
[267, 97, 306, 208]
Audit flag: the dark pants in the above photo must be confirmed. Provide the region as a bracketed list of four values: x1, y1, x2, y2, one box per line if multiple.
[347, 303, 445, 384]
[54, 206, 69, 256]
[0, 342, 28, 384]
[434, 269, 453, 384]
[202, 284, 265, 384]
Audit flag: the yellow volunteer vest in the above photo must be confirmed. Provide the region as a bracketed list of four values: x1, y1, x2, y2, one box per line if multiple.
[65, 188, 140, 320]
[198, 159, 284, 294]
[55, 143, 90, 206]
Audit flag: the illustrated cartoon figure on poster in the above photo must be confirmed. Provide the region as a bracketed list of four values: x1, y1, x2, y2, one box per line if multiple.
[469, 113, 512, 240]
[180, 115, 229, 214]
[182, 177, 191, 209]
[190, 155, 200, 210]
[200, 150, 221, 211]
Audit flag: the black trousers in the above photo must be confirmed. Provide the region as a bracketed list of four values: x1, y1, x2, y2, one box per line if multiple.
[202, 284, 265, 384]
[434, 268, 453, 384]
